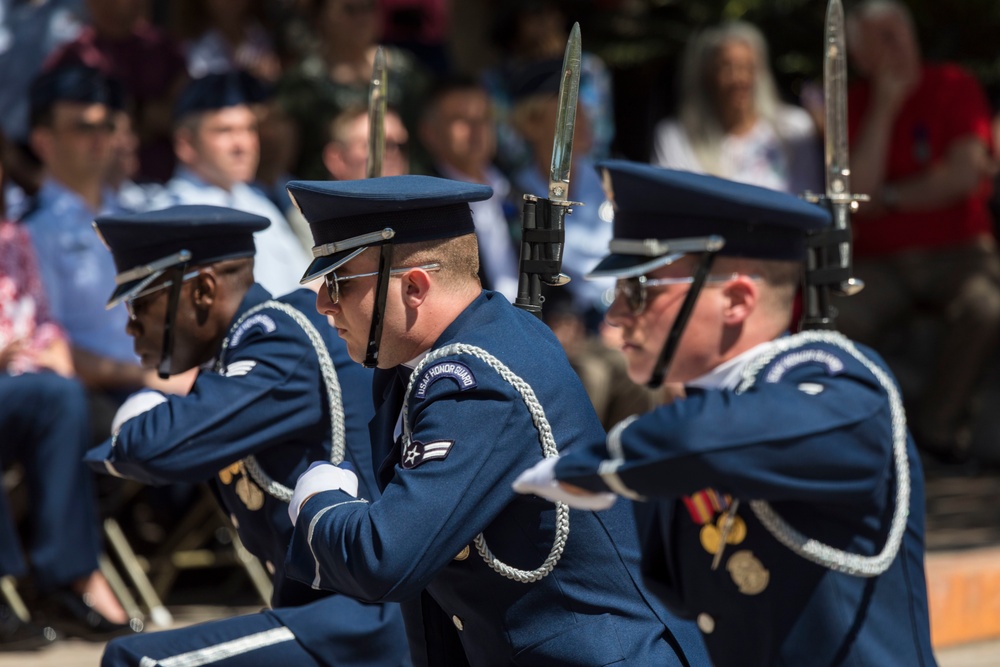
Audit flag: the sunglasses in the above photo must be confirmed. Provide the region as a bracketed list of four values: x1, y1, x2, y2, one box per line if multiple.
[614, 273, 754, 316]
[125, 270, 201, 321]
[324, 263, 441, 304]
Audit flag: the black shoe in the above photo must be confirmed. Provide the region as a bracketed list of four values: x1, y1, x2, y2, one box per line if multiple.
[0, 604, 57, 652]
[35, 588, 143, 642]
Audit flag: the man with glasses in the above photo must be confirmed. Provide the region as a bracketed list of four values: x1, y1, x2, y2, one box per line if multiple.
[282, 175, 708, 665]
[515, 161, 936, 666]
[85, 205, 410, 667]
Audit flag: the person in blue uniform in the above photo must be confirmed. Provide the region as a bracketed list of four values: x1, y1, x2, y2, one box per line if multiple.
[84, 205, 410, 666]
[281, 175, 709, 666]
[514, 160, 937, 666]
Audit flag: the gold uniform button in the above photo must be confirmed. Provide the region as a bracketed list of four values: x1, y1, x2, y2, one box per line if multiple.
[697, 613, 715, 634]
[452, 615, 464, 631]
[454, 545, 470, 561]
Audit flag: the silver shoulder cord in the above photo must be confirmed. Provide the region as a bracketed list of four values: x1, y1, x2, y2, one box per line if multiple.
[217, 300, 347, 502]
[403, 343, 570, 583]
[734, 330, 910, 577]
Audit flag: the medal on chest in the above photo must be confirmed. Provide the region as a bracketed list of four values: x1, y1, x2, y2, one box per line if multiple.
[218, 461, 265, 511]
[684, 488, 769, 594]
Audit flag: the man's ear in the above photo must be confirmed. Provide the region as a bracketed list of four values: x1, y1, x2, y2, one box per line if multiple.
[722, 275, 757, 325]
[29, 127, 53, 165]
[174, 127, 198, 166]
[190, 271, 218, 309]
[400, 267, 433, 308]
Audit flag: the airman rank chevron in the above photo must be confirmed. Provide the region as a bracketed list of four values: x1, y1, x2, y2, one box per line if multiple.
[401, 439, 455, 469]
[223, 360, 257, 377]
[415, 361, 477, 398]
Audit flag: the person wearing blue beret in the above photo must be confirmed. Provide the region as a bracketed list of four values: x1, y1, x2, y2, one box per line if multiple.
[84, 205, 410, 666]
[514, 160, 937, 666]
[282, 175, 710, 666]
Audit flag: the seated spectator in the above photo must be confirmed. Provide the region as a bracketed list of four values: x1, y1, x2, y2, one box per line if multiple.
[482, 0, 614, 174]
[45, 0, 188, 183]
[22, 63, 157, 433]
[172, 0, 283, 83]
[837, 0, 1000, 463]
[651, 20, 822, 196]
[324, 104, 410, 181]
[276, 0, 430, 179]
[165, 71, 311, 297]
[0, 160, 138, 647]
[508, 59, 613, 325]
[419, 76, 520, 301]
[0, 0, 85, 205]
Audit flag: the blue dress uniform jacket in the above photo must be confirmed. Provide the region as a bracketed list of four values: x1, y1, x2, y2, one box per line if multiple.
[86, 285, 409, 667]
[286, 291, 709, 667]
[556, 336, 937, 667]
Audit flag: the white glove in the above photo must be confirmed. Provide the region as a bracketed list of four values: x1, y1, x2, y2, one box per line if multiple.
[288, 461, 359, 524]
[111, 390, 167, 435]
[512, 457, 617, 511]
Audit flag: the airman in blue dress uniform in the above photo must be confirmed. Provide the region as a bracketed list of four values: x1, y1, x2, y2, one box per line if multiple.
[281, 175, 709, 666]
[515, 160, 937, 666]
[84, 205, 410, 666]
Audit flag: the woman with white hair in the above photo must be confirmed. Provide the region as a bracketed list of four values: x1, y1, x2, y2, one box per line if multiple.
[652, 21, 822, 196]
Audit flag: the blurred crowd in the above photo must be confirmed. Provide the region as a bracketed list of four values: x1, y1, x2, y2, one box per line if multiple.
[1, 0, 1000, 646]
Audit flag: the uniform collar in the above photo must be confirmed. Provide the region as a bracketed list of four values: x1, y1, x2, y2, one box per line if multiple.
[686, 337, 784, 391]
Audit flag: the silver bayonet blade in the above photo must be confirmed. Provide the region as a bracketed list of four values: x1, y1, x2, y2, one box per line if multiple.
[548, 22, 582, 202]
[366, 46, 388, 179]
[824, 0, 849, 201]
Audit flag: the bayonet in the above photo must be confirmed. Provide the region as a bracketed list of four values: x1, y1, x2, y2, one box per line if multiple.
[514, 23, 582, 316]
[801, 0, 867, 330]
[366, 46, 388, 179]
[548, 23, 582, 203]
[824, 0, 864, 297]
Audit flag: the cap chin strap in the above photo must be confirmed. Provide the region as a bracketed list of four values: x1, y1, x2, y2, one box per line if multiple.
[363, 243, 394, 368]
[646, 251, 719, 388]
[157, 262, 189, 379]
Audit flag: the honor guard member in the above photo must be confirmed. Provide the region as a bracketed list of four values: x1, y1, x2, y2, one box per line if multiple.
[514, 161, 937, 666]
[282, 176, 710, 666]
[84, 205, 410, 667]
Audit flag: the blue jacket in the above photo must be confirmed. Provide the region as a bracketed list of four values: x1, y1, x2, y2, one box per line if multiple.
[556, 335, 937, 667]
[286, 291, 709, 666]
[86, 285, 410, 666]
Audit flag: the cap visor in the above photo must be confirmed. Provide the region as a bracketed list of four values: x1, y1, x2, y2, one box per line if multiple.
[106, 273, 162, 309]
[299, 247, 367, 284]
[586, 252, 685, 280]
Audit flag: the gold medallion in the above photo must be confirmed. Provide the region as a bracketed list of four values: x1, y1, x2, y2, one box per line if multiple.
[700, 524, 722, 555]
[726, 550, 769, 595]
[454, 545, 470, 561]
[219, 462, 241, 484]
[235, 476, 265, 510]
[719, 514, 747, 545]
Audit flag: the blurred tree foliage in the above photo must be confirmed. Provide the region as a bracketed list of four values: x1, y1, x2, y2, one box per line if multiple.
[561, 0, 1000, 159]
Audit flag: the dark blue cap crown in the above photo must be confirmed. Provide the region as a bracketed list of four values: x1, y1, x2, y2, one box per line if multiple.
[174, 70, 272, 121]
[588, 160, 831, 278]
[288, 175, 493, 283]
[29, 63, 124, 126]
[94, 205, 270, 306]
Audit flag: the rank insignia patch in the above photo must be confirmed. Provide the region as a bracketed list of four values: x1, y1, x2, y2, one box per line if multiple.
[401, 439, 455, 469]
[414, 361, 477, 398]
[223, 360, 257, 377]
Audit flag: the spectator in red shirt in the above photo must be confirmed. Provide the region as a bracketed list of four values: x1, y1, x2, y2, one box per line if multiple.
[837, 0, 1000, 463]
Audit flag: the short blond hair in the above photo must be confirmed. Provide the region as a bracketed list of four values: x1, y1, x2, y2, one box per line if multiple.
[393, 233, 482, 291]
